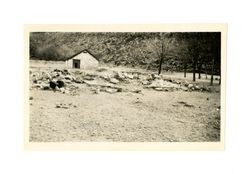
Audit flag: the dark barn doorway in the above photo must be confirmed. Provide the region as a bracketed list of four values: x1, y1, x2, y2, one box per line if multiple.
[73, 59, 80, 69]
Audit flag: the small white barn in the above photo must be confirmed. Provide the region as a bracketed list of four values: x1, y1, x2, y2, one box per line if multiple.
[65, 49, 99, 69]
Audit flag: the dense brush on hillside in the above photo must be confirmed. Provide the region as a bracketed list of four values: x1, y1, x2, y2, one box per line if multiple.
[30, 32, 221, 74]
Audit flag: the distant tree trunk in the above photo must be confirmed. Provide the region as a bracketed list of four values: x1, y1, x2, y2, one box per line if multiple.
[158, 42, 164, 75]
[184, 62, 187, 78]
[158, 54, 164, 75]
[193, 57, 197, 82]
[205, 64, 208, 79]
[198, 64, 202, 79]
[210, 58, 215, 86]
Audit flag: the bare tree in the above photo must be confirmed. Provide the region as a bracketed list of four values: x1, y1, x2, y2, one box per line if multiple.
[148, 33, 176, 75]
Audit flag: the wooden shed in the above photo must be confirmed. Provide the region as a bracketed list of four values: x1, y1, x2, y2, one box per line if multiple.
[65, 49, 99, 69]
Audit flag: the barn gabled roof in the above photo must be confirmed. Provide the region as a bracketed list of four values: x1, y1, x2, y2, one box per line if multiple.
[64, 49, 99, 61]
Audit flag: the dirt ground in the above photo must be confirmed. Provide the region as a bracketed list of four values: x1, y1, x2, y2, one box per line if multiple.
[29, 65, 221, 142]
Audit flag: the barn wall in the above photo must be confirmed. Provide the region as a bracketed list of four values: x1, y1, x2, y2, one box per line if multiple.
[81, 52, 99, 69]
[65, 59, 73, 68]
[65, 52, 99, 69]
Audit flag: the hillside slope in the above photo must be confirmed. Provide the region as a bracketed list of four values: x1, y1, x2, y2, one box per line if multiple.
[30, 32, 221, 73]
[30, 32, 185, 71]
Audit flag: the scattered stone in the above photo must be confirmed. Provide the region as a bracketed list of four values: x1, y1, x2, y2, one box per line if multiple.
[74, 77, 83, 83]
[180, 86, 188, 91]
[109, 78, 119, 84]
[148, 79, 180, 89]
[64, 79, 72, 84]
[183, 81, 189, 87]
[43, 72, 52, 80]
[54, 69, 62, 72]
[97, 67, 107, 72]
[177, 101, 194, 107]
[152, 74, 160, 80]
[194, 85, 200, 90]
[93, 88, 100, 94]
[43, 86, 50, 90]
[117, 88, 123, 92]
[141, 80, 150, 85]
[154, 87, 164, 91]
[64, 75, 75, 81]
[50, 71, 59, 78]
[204, 87, 212, 92]
[123, 72, 133, 79]
[104, 88, 118, 94]
[116, 72, 126, 80]
[62, 69, 70, 75]
[59, 87, 65, 93]
[55, 86, 61, 91]
[57, 80, 65, 88]
[83, 75, 95, 80]
[32, 84, 43, 89]
[132, 73, 139, 79]
[33, 79, 38, 84]
[131, 88, 142, 93]
[188, 84, 194, 88]
[184, 103, 194, 107]
[49, 81, 57, 89]
[174, 80, 181, 84]
[146, 74, 153, 81]
[148, 79, 165, 88]
[64, 89, 70, 94]
[55, 103, 70, 109]
[217, 106, 221, 111]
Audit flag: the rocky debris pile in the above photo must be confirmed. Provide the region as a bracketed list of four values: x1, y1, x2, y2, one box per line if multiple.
[138, 73, 214, 92]
[30, 69, 80, 95]
[114, 71, 140, 81]
[146, 79, 181, 91]
[84, 80, 124, 94]
[30, 68, 215, 94]
[182, 83, 214, 92]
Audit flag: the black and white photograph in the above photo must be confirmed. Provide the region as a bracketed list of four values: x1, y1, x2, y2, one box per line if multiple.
[26, 24, 226, 148]
[2, 0, 250, 173]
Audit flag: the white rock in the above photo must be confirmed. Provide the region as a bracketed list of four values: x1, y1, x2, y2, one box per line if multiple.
[181, 86, 188, 91]
[105, 88, 118, 93]
[154, 87, 164, 91]
[123, 73, 133, 79]
[109, 78, 119, 84]
[195, 85, 200, 90]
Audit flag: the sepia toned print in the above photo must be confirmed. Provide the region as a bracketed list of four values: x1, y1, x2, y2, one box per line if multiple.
[25, 24, 226, 150]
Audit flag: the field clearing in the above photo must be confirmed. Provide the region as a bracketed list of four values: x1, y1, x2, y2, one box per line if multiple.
[29, 65, 221, 142]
